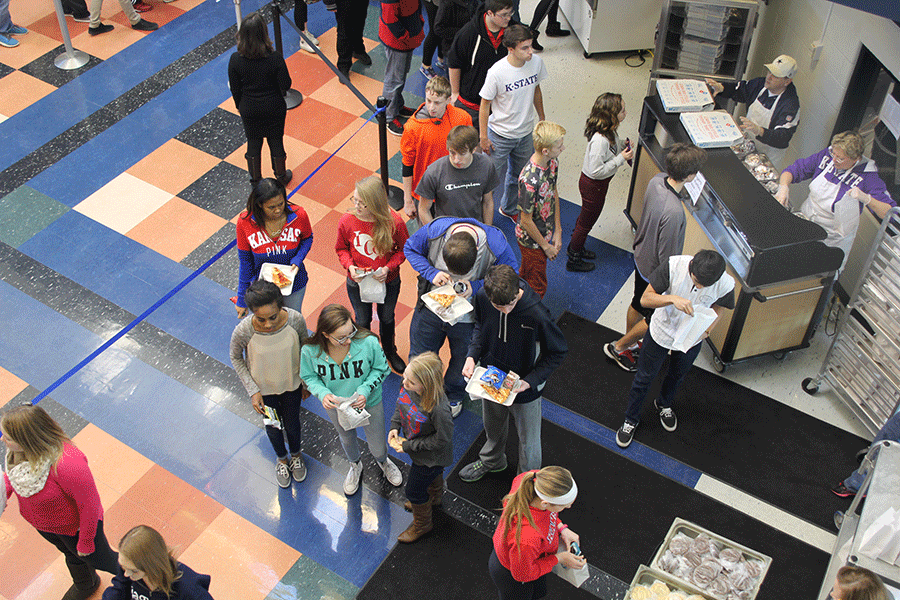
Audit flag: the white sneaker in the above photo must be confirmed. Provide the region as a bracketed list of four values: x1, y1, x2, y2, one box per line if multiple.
[303, 30, 319, 46]
[343, 460, 363, 495]
[299, 36, 315, 54]
[379, 457, 403, 487]
[450, 401, 462, 418]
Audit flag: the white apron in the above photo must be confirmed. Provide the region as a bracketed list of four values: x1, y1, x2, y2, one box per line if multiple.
[799, 162, 862, 267]
[746, 89, 786, 169]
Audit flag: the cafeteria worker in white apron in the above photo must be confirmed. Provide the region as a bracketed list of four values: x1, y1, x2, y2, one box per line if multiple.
[776, 131, 895, 267]
[707, 55, 800, 169]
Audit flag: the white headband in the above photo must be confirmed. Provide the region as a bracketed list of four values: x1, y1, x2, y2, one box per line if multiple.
[535, 480, 577, 506]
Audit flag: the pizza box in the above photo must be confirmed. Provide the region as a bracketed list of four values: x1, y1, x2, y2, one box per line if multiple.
[627, 564, 710, 600]
[260, 262, 296, 296]
[465, 366, 518, 406]
[421, 284, 473, 325]
[651, 518, 771, 600]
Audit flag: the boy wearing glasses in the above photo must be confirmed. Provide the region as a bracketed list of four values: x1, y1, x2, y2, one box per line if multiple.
[459, 264, 567, 480]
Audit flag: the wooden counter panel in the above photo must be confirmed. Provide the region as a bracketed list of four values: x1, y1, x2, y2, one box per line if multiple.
[733, 279, 824, 360]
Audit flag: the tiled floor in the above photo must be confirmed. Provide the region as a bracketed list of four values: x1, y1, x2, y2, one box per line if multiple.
[0, 0, 873, 599]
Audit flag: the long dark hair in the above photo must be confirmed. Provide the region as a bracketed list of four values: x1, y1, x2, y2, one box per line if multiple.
[584, 92, 623, 145]
[244, 178, 291, 226]
[237, 13, 273, 59]
[303, 304, 372, 356]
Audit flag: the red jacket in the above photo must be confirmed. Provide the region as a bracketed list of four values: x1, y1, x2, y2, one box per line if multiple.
[379, 0, 425, 51]
[492, 471, 568, 582]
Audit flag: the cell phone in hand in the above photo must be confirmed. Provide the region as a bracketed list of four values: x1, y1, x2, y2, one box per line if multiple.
[625, 138, 633, 166]
[569, 541, 582, 557]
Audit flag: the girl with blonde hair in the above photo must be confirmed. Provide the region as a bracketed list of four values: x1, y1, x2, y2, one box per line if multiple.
[388, 352, 454, 543]
[567, 92, 633, 272]
[1, 404, 118, 600]
[335, 176, 410, 373]
[489, 466, 585, 599]
[830, 566, 891, 600]
[103, 525, 213, 599]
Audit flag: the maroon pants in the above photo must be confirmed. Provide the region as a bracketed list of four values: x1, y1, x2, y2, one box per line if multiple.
[519, 244, 548, 298]
[570, 172, 612, 252]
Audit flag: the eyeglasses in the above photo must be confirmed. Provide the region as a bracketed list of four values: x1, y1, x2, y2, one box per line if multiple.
[329, 324, 357, 344]
[828, 148, 855, 164]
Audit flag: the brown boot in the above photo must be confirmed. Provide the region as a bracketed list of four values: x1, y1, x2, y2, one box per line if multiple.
[271, 154, 292, 186]
[245, 153, 262, 186]
[404, 474, 444, 511]
[397, 502, 432, 543]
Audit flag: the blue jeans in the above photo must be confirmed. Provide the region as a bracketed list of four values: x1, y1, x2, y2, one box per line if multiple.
[283, 285, 306, 314]
[405, 464, 443, 504]
[624, 328, 702, 425]
[845, 411, 900, 491]
[346, 277, 401, 331]
[479, 397, 543, 473]
[0, 0, 11, 33]
[383, 46, 414, 121]
[408, 305, 474, 404]
[263, 387, 303, 460]
[487, 128, 534, 216]
[324, 399, 388, 463]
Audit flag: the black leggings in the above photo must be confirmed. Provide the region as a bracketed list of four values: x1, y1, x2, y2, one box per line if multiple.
[247, 136, 286, 160]
[422, 0, 443, 67]
[293, 0, 306, 28]
[528, 0, 560, 31]
[488, 549, 548, 600]
[38, 520, 119, 574]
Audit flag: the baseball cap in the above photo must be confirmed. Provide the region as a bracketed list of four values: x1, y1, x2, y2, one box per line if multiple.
[765, 55, 797, 79]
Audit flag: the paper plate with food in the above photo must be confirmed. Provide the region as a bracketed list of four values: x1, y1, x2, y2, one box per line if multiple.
[421, 284, 473, 324]
[260, 263, 296, 296]
[465, 366, 519, 406]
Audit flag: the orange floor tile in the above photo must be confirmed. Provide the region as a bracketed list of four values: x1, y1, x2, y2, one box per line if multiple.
[128, 139, 222, 196]
[126, 197, 227, 262]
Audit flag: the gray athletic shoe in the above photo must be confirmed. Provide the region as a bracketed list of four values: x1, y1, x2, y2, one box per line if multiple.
[275, 460, 291, 488]
[459, 460, 506, 482]
[289, 454, 306, 482]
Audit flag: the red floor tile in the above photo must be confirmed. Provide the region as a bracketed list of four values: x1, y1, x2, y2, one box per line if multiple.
[284, 97, 358, 149]
[0, 497, 62, 599]
[110, 3, 186, 29]
[294, 150, 374, 209]
[284, 51, 337, 97]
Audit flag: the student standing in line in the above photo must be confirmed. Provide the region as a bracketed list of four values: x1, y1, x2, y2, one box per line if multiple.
[326, 0, 371, 81]
[832, 411, 900, 498]
[388, 352, 453, 543]
[515, 120, 565, 298]
[1, 405, 119, 600]
[229, 13, 293, 186]
[567, 93, 634, 273]
[335, 176, 410, 374]
[235, 179, 313, 318]
[489, 466, 585, 600]
[604, 143, 707, 372]
[829, 566, 891, 600]
[300, 305, 403, 495]
[616, 250, 735, 449]
[416, 125, 499, 225]
[479, 24, 548, 222]
[86, 0, 157, 35]
[0, 1, 28, 48]
[102, 525, 214, 600]
[379, 0, 425, 135]
[230, 280, 309, 488]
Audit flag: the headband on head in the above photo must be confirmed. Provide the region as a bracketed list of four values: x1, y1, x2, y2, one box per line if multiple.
[534, 479, 577, 506]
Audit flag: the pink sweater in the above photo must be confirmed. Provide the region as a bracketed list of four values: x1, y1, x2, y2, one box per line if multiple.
[4, 443, 104, 554]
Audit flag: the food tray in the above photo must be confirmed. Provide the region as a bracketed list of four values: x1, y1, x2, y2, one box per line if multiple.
[627, 565, 709, 600]
[464, 366, 518, 406]
[421, 283, 473, 325]
[260, 262, 296, 296]
[651, 518, 772, 600]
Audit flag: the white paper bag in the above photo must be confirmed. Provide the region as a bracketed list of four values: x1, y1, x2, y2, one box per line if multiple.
[552, 562, 589, 588]
[670, 307, 718, 353]
[359, 275, 386, 304]
[858, 507, 900, 564]
[336, 395, 371, 430]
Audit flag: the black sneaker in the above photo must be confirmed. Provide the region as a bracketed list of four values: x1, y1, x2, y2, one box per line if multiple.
[567, 246, 596, 260]
[387, 118, 404, 136]
[352, 51, 372, 66]
[605, 342, 637, 372]
[338, 65, 351, 84]
[88, 23, 113, 35]
[654, 399, 677, 431]
[616, 421, 636, 448]
[398, 105, 416, 118]
[545, 22, 571, 37]
[566, 257, 595, 272]
[64, 9, 91, 22]
[831, 481, 856, 498]
[531, 35, 544, 52]
[132, 18, 158, 31]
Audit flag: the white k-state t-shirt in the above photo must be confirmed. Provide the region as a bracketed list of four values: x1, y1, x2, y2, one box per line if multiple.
[480, 54, 549, 139]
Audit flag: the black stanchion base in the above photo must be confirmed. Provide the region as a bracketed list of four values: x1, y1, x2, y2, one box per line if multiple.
[387, 185, 404, 211]
[285, 89, 303, 109]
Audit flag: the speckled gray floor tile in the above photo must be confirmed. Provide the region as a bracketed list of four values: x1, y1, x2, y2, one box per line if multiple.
[175, 108, 247, 159]
[178, 160, 252, 219]
[181, 223, 239, 291]
[0, 61, 13, 80]
[20, 45, 102, 88]
[0, 393, 89, 439]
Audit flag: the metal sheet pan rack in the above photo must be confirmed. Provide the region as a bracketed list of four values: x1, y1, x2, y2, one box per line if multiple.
[817, 442, 900, 600]
[802, 208, 900, 435]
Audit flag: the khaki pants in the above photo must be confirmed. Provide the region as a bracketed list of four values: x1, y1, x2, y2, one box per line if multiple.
[90, 0, 140, 27]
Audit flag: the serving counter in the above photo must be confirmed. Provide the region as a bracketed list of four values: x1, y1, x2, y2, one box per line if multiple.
[626, 96, 845, 369]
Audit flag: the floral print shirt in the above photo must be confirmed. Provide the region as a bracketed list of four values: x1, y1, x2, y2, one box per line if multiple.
[515, 157, 558, 250]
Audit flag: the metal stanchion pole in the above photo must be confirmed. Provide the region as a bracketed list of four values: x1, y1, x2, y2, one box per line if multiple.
[376, 96, 404, 210]
[271, 2, 302, 109]
[233, 0, 243, 29]
[51, 0, 90, 70]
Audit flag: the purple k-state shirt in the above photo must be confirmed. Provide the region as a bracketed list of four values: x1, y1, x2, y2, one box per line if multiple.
[783, 147, 894, 213]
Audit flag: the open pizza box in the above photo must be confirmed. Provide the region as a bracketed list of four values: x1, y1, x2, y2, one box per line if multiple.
[260, 263, 296, 296]
[421, 283, 473, 325]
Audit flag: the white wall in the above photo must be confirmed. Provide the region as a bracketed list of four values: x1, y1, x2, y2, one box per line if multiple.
[747, 0, 900, 166]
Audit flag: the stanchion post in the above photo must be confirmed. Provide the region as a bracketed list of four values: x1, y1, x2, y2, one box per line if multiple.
[234, 0, 243, 30]
[271, 2, 303, 109]
[50, 0, 89, 70]
[376, 97, 405, 210]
